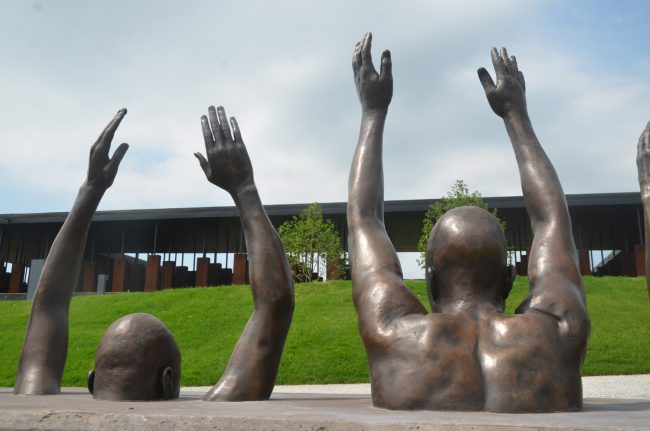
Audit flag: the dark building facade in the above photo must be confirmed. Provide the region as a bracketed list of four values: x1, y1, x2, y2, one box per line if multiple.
[0, 192, 644, 298]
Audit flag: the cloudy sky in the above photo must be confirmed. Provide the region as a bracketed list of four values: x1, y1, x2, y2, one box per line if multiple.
[1, 1, 649, 276]
[1, 0, 649, 215]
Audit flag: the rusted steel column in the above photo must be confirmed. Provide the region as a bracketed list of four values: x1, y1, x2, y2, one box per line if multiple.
[144, 255, 161, 292]
[82, 261, 97, 292]
[195, 257, 210, 287]
[161, 261, 176, 290]
[111, 258, 127, 292]
[232, 253, 248, 285]
[578, 249, 591, 276]
[634, 244, 645, 276]
[9, 264, 24, 293]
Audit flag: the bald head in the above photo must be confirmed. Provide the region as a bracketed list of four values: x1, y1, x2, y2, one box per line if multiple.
[425, 206, 511, 307]
[88, 313, 181, 401]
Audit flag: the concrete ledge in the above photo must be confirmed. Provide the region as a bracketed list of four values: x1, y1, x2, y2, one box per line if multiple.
[1, 388, 648, 431]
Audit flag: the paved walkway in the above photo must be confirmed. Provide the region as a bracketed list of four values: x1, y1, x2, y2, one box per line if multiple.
[182, 374, 650, 399]
[1, 376, 648, 431]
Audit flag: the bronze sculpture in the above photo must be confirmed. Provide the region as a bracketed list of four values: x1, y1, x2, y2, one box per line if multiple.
[636, 121, 650, 299]
[347, 33, 590, 412]
[14, 109, 130, 395]
[88, 313, 181, 401]
[194, 105, 294, 401]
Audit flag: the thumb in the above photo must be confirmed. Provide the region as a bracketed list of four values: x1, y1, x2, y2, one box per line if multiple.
[105, 143, 129, 179]
[194, 152, 211, 178]
[477, 67, 496, 93]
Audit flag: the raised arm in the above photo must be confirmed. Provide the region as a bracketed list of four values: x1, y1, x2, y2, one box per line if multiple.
[478, 48, 587, 329]
[636, 121, 650, 300]
[347, 33, 426, 342]
[14, 109, 129, 395]
[195, 106, 294, 401]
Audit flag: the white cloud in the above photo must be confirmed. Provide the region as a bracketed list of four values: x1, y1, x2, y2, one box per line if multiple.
[1, 0, 649, 215]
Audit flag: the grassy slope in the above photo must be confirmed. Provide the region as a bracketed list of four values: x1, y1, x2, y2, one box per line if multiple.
[0, 276, 648, 387]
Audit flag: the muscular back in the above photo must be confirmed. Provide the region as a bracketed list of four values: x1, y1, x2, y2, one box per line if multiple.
[364, 305, 586, 412]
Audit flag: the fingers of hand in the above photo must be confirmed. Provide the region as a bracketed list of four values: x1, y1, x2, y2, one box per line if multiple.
[94, 108, 127, 154]
[217, 106, 233, 141]
[509, 55, 519, 73]
[101, 109, 126, 147]
[201, 115, 214, 149]
[230, 117, 242, 142]
[353, 42, 361, 74]
[490, 47, 507, 80]
[360, 32, 376, 74]
[380, 50, 392, 81]
[208, 106, 223, 146]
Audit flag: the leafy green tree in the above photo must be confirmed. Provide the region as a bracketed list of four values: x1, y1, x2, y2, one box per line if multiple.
[417, 180, 504, 269]
[278, 203, 345, 282]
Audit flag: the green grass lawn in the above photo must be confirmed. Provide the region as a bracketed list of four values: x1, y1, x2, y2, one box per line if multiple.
[0, 276, 648, 387]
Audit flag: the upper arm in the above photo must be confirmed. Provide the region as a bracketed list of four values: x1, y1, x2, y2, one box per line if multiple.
[516, 270, 589, 344]
[354, 269, 427, 347]
[522, 197, 588, 327]
[348, 216, 426, 339]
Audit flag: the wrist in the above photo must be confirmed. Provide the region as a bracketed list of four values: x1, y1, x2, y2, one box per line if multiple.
[79, 181, 106, 202]
[361, 108, 388, 126]
[229, 180, 257, 199]
[503, 107, 530, 123]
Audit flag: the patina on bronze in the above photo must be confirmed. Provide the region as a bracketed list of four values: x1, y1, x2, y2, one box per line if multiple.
[347, 33, 590, 412]
[636, 121, 650, 300]
[194, 106, 294, 401]
[88, 313, 181, 401]
[14, 109, 130, 395]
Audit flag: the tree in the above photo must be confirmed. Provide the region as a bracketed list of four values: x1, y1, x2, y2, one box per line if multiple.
[417, 180, 504, 269]
[278, 203, 345, 282]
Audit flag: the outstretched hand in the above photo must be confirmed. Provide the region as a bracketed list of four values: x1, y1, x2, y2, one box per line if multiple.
[637, 122, 650, 201]
[87, 108, 129, 190]
[477, 47, 527, 118]
[195, 106, 254, 194]
[353, 32, 392, 112]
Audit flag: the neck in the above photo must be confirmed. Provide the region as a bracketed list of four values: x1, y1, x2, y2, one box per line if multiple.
[434, 292, 503, 315]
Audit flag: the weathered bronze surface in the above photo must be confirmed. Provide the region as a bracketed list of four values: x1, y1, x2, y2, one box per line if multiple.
[194, 106, 294, 401]
[636, 121, 650, 300]
[347, 33, 590, 412]
[14, 109, 130, 396]
[88, 313, 181, 401]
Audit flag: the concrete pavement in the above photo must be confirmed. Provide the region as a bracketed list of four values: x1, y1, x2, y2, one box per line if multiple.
[0, 375, 648, 430]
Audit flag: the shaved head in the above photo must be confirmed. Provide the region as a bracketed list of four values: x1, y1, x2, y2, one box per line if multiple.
[89, 313, 181, 401]
[426, 206, 508, 306]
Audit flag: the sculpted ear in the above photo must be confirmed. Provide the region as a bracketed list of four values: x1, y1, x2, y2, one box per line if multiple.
[161, 366, 174, 400]
[503, 264, 516, 300]
[87, 370, 95, 395]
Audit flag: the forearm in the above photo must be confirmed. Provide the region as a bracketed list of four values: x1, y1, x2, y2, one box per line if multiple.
[644, 201, 650, 297]
[34, 183, 103, 306]
[348, 109, 387, 222]
[16, 182, 103, 394]
[503, 110, 569, 230]
[231, 183, 293, 312]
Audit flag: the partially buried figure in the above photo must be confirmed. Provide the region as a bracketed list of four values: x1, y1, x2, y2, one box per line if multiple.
[347, 33, 590, 412]
[14, 109, 181, 401]
[194, 105, 294, 401]
[88, 313, 180, 400]
[636, 120, 650, 300]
